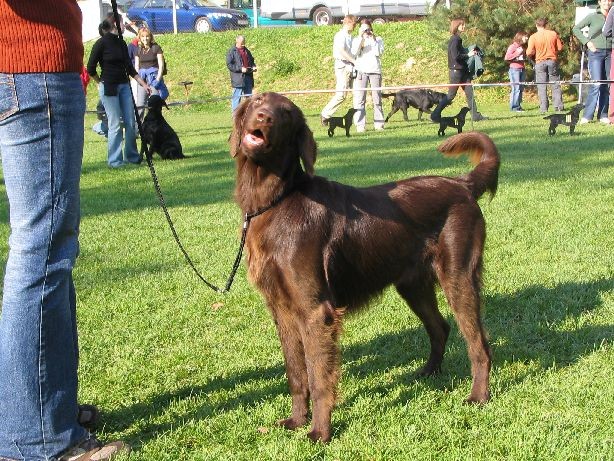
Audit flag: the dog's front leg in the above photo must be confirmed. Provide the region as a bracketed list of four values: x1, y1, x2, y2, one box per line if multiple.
[303, 301, 341, 443]
[273, 309, 310, 430]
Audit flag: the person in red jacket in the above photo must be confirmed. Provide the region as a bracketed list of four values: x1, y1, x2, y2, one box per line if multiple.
[0, 2, 128, 460]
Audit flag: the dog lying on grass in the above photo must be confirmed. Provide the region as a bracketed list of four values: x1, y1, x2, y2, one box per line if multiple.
[438, 107, 471, 136]
[383, 89, 447, 122]
[544, 104, 584, 136]
[141, 95, 185, 159]
[324, 108, 357, 137]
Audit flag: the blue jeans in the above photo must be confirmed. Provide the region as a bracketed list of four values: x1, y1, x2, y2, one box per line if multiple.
[0, 73, 88, 460]
[99, 82, 140, 167]
[231, 78, 254, 113]
[584, 49, 611, 120]
[508, 67, 525, 111]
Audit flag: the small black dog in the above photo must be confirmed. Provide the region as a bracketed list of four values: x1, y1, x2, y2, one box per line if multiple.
[544, 104, 584, 136]
[438, 107, 471, 136]
[383, 89, 447, 122]
[325, 108, 357, 137]
[141, 95, 185, 159]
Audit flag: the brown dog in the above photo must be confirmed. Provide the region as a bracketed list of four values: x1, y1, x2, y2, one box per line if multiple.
[230, 92, 499, 443]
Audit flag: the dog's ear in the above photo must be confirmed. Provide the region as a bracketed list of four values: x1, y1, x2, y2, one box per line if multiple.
[229, 99, 250, 158]
[297, 121, 317, 176]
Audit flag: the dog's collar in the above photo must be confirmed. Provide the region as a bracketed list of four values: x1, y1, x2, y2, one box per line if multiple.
[245, 186, 294, 221]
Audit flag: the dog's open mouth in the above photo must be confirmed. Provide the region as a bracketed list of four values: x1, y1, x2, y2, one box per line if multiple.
[243, 128, 267, 148]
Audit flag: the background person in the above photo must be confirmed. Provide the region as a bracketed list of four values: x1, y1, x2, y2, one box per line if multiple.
[226, 35, 257, 113]
[573, 0, 612, 124]
[135, 26, 168, 120]
[603, 0, 614, 123]
[351, 20, 385, 132]
[87, 13, 151, 168]
[0, 1, 128, 460]
[321, 15, 357, 125]
[504, 31, 529, 112]
[527, 17, 564, 113]
[431, 18, 487, 122]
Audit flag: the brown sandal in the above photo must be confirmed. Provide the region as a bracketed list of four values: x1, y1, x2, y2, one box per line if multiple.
[58, 437, 130, 461]
[77, 404, 100, 430]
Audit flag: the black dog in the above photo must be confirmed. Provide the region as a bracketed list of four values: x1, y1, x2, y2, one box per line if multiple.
[324, 108, 357, 137]
[383, 89, 447, 122]
[141, 95, 185, 159]
[544, 104, 584, 136]
[438, 107, 471, 136]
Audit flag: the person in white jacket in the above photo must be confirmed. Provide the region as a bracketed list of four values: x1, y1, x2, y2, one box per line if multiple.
[352, 20, 385, 132]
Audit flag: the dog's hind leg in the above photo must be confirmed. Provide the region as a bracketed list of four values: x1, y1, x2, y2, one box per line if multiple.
[396, 277, 450, 376]
[385, 104, 399, 122]
[302, 300, 342, 443]
[273, 309, 311, 431]
[435, 210, 491, 403]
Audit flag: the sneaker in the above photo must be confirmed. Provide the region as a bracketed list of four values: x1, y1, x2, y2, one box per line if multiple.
[578, 118, 590, 124]
[59, 437, 130, 461]
[472, 113, 488, 122]
[555, 106, 565, 111]
[356, 126, 365, 133]
[599, 117, 611, 124]
[374, 126, 384, 131]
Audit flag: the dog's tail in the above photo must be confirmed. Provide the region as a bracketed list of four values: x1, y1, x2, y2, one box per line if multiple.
[381, 92, 396, 98]
[438, 131, 500, 200]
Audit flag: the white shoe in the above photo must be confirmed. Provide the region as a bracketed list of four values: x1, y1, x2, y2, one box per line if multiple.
[374, 126, 384, 131]
[599, 117, 611, 124]
[578, 118, 590, 124]
[356, 127, 365, 133]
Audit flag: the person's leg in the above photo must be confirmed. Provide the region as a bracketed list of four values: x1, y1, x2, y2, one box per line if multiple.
[0, 72, 88, 460]
[549, 60, 564, 111]
[99, 84, 124, 167]
[352, 72, 368, 132]
[518, 68, 525, 109]
[231, 87, 243, 113]
[242, 78, 254, 103]
[446, 69, 461, 103]
[609, 50, 614, 124]
[321, 66, 350, 120]
[370, 73, 385, 129]
[597, 50, 610, 121]
[583, 50, 601, 120]
[118, 83, 140, 164]
[509, 68, 521, 111]
[534, 61, 549, 112]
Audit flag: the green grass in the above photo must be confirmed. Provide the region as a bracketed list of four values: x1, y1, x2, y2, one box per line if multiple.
[2, 24, 613, 460]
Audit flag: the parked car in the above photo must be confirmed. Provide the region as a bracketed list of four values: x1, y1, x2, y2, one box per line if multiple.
[127, 0, 250, 33]
[227, 0, 310, 27]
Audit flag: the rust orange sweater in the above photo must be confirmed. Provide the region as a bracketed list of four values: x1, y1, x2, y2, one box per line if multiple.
[0, 0, 83, 73]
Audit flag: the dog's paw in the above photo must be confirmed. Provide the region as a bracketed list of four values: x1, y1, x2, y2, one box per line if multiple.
[277, 416, 308, 431]
[307, 427, 331, 444]
[465, 391, 490, 405]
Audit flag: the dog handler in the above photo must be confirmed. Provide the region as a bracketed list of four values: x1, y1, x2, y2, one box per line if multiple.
[321, 15, 357, 125]
[0, 1, 129, 460]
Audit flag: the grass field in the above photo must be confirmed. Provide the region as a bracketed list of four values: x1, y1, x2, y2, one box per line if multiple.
[1, 23, 613, 461]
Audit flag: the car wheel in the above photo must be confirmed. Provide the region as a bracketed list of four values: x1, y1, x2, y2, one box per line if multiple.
[195, 17, 212, 33]
[313, 7, 333, 26]
[373, 18, 386, 26]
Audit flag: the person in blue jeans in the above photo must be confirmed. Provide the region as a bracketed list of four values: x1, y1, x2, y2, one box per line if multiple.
[87, 14, 151, 168]
[504, 32, 529, 112]
[573, 0, 613, 124]
[0, 2, 129, 460]
[226, 35, 257, 113]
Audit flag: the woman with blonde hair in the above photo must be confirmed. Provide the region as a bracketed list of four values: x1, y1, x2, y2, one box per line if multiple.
[134, 26, 167, 119]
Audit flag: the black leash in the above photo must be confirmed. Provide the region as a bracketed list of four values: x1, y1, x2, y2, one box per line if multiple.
[108, 0, 273, 293]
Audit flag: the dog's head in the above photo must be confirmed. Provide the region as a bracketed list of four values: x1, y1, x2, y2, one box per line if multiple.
[229, 92, 317, 176]
[458, 107, 472, 117]
[429, 90, 447, 103]
[147, 94, 168, 113]
[569, 104, 585, 117]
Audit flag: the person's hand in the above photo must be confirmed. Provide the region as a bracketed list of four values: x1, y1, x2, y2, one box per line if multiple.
[252, 65, 257, 72]
[144, 84, 152, 95]
[587, 41, 597, 52]
[517, 47, 523, 53]
[469, 49, 477, 57]
[241, 66, 248, 73]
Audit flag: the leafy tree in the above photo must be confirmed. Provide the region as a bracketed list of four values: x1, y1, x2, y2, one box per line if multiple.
[429, 0, 582, 82]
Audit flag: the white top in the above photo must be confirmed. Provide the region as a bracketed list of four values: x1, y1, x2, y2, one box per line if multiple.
[351, 35, 384, 74]
[332, 28, 354, 68]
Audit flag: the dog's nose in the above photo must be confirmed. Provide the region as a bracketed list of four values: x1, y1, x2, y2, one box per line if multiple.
[256, 109, 273, 125]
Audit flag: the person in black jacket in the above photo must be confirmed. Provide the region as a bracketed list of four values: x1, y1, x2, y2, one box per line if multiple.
[226, 35, 257, 113]
[87, 13, 151, 168]
[432, 18, 487, 122]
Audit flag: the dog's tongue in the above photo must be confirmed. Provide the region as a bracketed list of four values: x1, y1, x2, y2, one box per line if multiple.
[244, 132, 265, 146]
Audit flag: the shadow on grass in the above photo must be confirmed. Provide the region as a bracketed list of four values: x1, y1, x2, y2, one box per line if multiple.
[103, 277, 612, 445]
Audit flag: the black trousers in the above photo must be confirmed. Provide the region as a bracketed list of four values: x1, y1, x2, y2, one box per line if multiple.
[447, 68, 479, 117]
